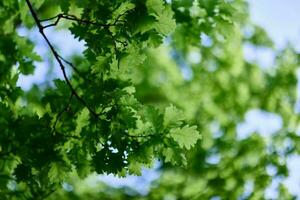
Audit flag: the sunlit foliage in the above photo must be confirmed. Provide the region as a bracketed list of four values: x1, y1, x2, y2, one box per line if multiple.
[0, 0, 299, 199]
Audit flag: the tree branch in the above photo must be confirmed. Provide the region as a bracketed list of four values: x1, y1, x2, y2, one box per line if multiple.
[41, 13, 120, 29]
[123, 132, 156, 138]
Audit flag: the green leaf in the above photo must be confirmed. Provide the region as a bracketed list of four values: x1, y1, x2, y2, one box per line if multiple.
[155, 7, 176, 35]
[133, 15, 157, 35]
[119, 51, 146, 70]
[189, 0, 207, 17]
[162, 147, 187, 165]
[48, 162, 67, 183]
[58, 0, 71, 13]
[112, 2, 135, 19]
[19, 61, 35, 75]
[128, 162, 142, 175]
[169, 125, 201, 150]
[146, 0, 176, 35]
[74, 108, 90, 135]
[92, 55, 110, 74]
[3, 15, 16, 34]
[163, 104, 183, 127]
[144, 106, 163, 132]
[146, 0, 164, 15]
[32, 0, 45, 9]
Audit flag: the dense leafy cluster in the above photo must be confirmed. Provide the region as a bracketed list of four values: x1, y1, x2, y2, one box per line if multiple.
[1, 0, 300, 199]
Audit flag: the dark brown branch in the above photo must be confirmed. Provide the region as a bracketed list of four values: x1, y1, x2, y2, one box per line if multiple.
[25, 0, 98, 118]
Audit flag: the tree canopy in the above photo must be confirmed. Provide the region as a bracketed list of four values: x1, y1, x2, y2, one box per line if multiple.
[0, 0, 299, 199]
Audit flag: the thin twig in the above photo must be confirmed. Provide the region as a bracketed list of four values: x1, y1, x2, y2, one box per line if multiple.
[41, 13, 120, 29]
[40, 14, 62, 22]
[61, 14, 114, 27]
[42, 14, 63, 29]
[124, 132, 156, 138]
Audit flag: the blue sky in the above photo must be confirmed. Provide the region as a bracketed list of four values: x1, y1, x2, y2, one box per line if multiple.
[249, 0, 300, 50]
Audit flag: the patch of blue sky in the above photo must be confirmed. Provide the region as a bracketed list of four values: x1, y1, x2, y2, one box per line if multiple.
[243, 43, 275, 69]
[96, 162, 161, 195]
[16, 27, 85, 90]
[237, 109, 283, 140]
[248, 0, 300, 51]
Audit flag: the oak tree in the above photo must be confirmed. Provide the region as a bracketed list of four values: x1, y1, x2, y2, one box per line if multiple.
[0, 0, 299, 199]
